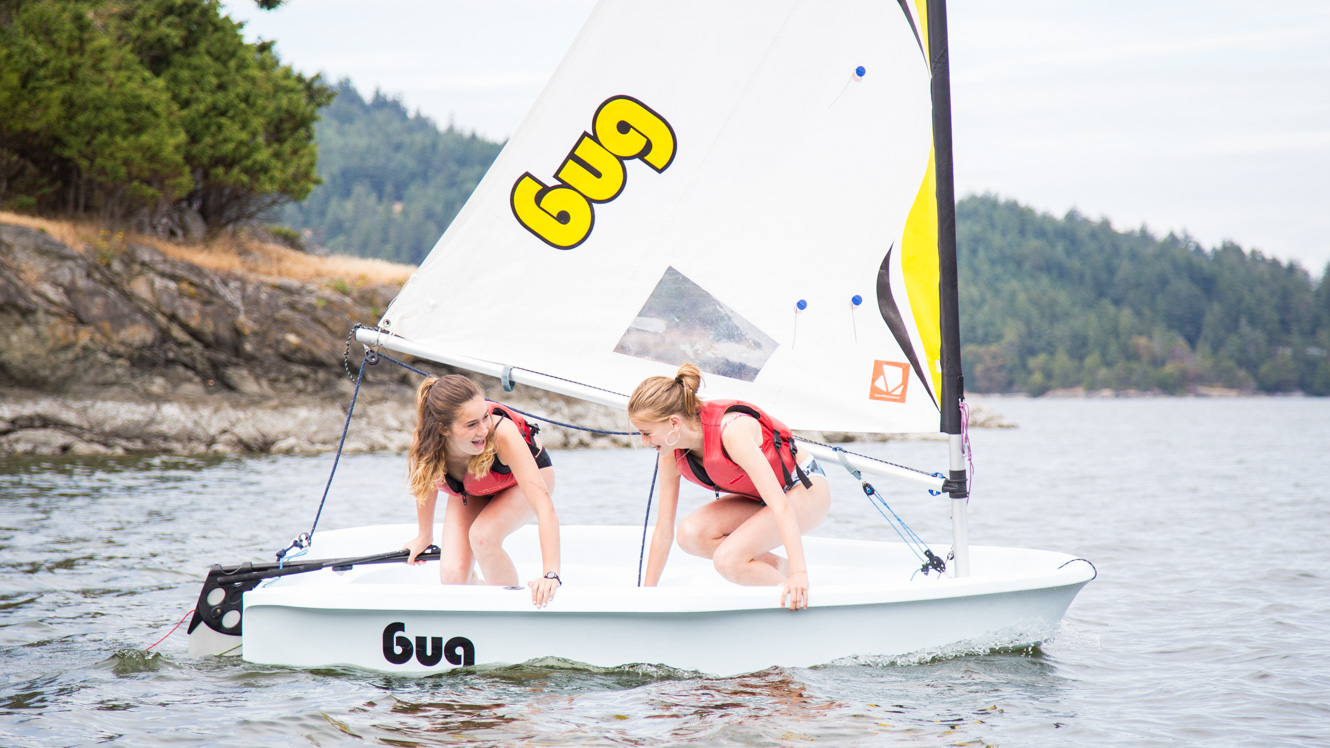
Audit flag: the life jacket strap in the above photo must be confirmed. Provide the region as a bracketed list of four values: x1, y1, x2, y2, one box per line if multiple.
[725, 404, 811, 492]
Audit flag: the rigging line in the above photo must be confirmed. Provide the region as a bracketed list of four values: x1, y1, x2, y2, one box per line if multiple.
[498, 402, 640, 437]
[363, 337, 928, 475]
[831, 446, 942, 576]
[343, 323, 382, 380]
[268, 543, 310, 586]
[305, 348, 372, 546]
[959, 399, 976, 497]
[864, 482, 930, 554]
[1058, 558, 1098, 581]
[368, 350, 640, 436]
[636, 458, 661, 587]
[145, 608, 195, 651]
[794, 435, 937, 477]
[374, 350, 431, 378]
[860, 482, 928, 564]
[507, 365, 631, 399]
[349, 331, 625, 399]
[360, 336, 930, 474]
[864, 484, 946, 578]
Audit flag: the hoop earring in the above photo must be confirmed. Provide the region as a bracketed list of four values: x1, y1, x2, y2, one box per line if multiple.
[665, 429, 680, 447]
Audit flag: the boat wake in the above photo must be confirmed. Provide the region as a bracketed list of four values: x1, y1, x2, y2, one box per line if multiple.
[104, 648, 174, 675]
[823, 621, 1065, 668]
[472, 656, 704, 683]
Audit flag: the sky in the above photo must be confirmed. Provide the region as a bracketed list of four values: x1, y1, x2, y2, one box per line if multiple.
[224, 0, 1330, 276]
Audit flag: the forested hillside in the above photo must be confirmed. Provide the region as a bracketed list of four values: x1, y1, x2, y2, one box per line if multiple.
[278, 80, 502, 264]
[958, 196, 1330, 395]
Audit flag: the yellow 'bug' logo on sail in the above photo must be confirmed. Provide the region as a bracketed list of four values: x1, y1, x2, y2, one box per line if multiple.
[510, 96, 676, 249]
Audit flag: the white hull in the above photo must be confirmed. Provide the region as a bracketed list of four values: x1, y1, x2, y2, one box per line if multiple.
[198, 525, 1093, 676]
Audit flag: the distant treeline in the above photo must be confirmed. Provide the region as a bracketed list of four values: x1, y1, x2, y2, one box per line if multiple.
[278, 80, 502, 264]
[0, 0, 327, 237]
[958, 196, 1330, 395]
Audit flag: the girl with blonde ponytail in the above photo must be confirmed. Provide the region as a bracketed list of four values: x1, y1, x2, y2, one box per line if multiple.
[405, 374, 562, 607]
[627, 364, 831, 611]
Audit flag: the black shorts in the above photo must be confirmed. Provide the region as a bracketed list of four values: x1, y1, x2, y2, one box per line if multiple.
[532, 446, 553, 469]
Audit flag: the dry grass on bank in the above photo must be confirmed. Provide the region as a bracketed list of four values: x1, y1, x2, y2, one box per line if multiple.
[0, 211, 416, 287]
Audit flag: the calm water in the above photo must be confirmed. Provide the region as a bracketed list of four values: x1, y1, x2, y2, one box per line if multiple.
[2, 397, 1329, 747]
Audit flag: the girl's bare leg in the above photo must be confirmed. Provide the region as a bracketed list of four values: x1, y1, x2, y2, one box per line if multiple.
[438, 493, 486, 584]
[679, 478, 831, 585]
[466, 466, 554, 586]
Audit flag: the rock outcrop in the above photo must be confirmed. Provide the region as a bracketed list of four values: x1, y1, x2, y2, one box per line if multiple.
[0, 222, 631, 456]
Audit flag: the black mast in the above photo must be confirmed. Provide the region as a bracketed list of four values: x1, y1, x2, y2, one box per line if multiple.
[927, 0, 968, 498]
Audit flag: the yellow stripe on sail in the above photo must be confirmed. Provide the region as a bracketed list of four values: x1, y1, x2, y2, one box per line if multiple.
[900, 146, 942, 401]
[913, 0, 930, 60]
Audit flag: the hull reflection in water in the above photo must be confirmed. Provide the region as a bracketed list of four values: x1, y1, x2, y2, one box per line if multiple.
[189, 524, 1093, 676]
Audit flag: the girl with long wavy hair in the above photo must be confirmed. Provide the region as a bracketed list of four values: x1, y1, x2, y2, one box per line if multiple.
[405, 374, 561, 607]
[627, 363, 830, 610]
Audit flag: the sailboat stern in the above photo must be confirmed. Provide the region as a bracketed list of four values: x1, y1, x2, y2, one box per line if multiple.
[185, 563, 261, 657]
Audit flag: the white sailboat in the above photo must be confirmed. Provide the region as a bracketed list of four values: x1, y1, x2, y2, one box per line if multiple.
[188, 0, 1094, 675]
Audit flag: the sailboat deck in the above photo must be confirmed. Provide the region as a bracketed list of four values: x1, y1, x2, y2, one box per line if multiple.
[249, 524, 1092, 615]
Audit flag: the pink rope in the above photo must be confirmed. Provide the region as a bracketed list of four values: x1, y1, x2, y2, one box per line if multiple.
[959, 400, 975, 499]
[145, 608, 195, 651]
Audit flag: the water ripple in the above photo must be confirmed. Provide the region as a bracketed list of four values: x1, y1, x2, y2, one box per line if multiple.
[2, 398, 1330, 746]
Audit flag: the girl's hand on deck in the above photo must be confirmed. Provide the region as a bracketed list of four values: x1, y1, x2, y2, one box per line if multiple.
[780, 570, 809, 610]
[529, 574, 561, 608]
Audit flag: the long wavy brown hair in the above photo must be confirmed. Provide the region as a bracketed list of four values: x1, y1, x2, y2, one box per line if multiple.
[627, 363, 704, 424]
[407, 375, 498, 503]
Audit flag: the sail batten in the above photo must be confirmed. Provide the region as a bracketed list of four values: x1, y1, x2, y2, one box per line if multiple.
[380, 0, 957, 435]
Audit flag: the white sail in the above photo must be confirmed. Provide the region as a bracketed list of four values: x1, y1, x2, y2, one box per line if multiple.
[379, 0, 950, 434]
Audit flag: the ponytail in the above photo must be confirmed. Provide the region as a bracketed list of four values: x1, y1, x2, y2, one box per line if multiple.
[628, 363, 704, 424]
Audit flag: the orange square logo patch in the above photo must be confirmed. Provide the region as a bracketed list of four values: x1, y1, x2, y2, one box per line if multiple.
[868, 360, 910, 403]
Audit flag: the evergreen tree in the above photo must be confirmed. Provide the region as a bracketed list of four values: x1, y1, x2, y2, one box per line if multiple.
[0, 0, 192, 217]
[0, 0, 326, 232]
[123, 0, 332, 229]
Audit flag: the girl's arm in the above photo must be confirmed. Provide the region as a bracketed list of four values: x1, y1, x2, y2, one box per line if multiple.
[721, 416, 810, 610]
[495, 419, 561, 607]
[643, 450, 682, 587]
[404, 489, 438, 564]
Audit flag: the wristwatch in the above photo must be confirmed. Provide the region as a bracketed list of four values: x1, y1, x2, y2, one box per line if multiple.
[543, 572, 561, 585]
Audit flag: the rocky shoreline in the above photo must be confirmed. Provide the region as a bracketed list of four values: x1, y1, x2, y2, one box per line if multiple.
[0, 380, 637, 457]
[0, 219, 1016, 458]
[0, 220, 651, 456]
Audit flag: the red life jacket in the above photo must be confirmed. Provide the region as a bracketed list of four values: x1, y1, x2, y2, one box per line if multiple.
[437, 402, 542, 498]
[674, 399, 810, 501]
